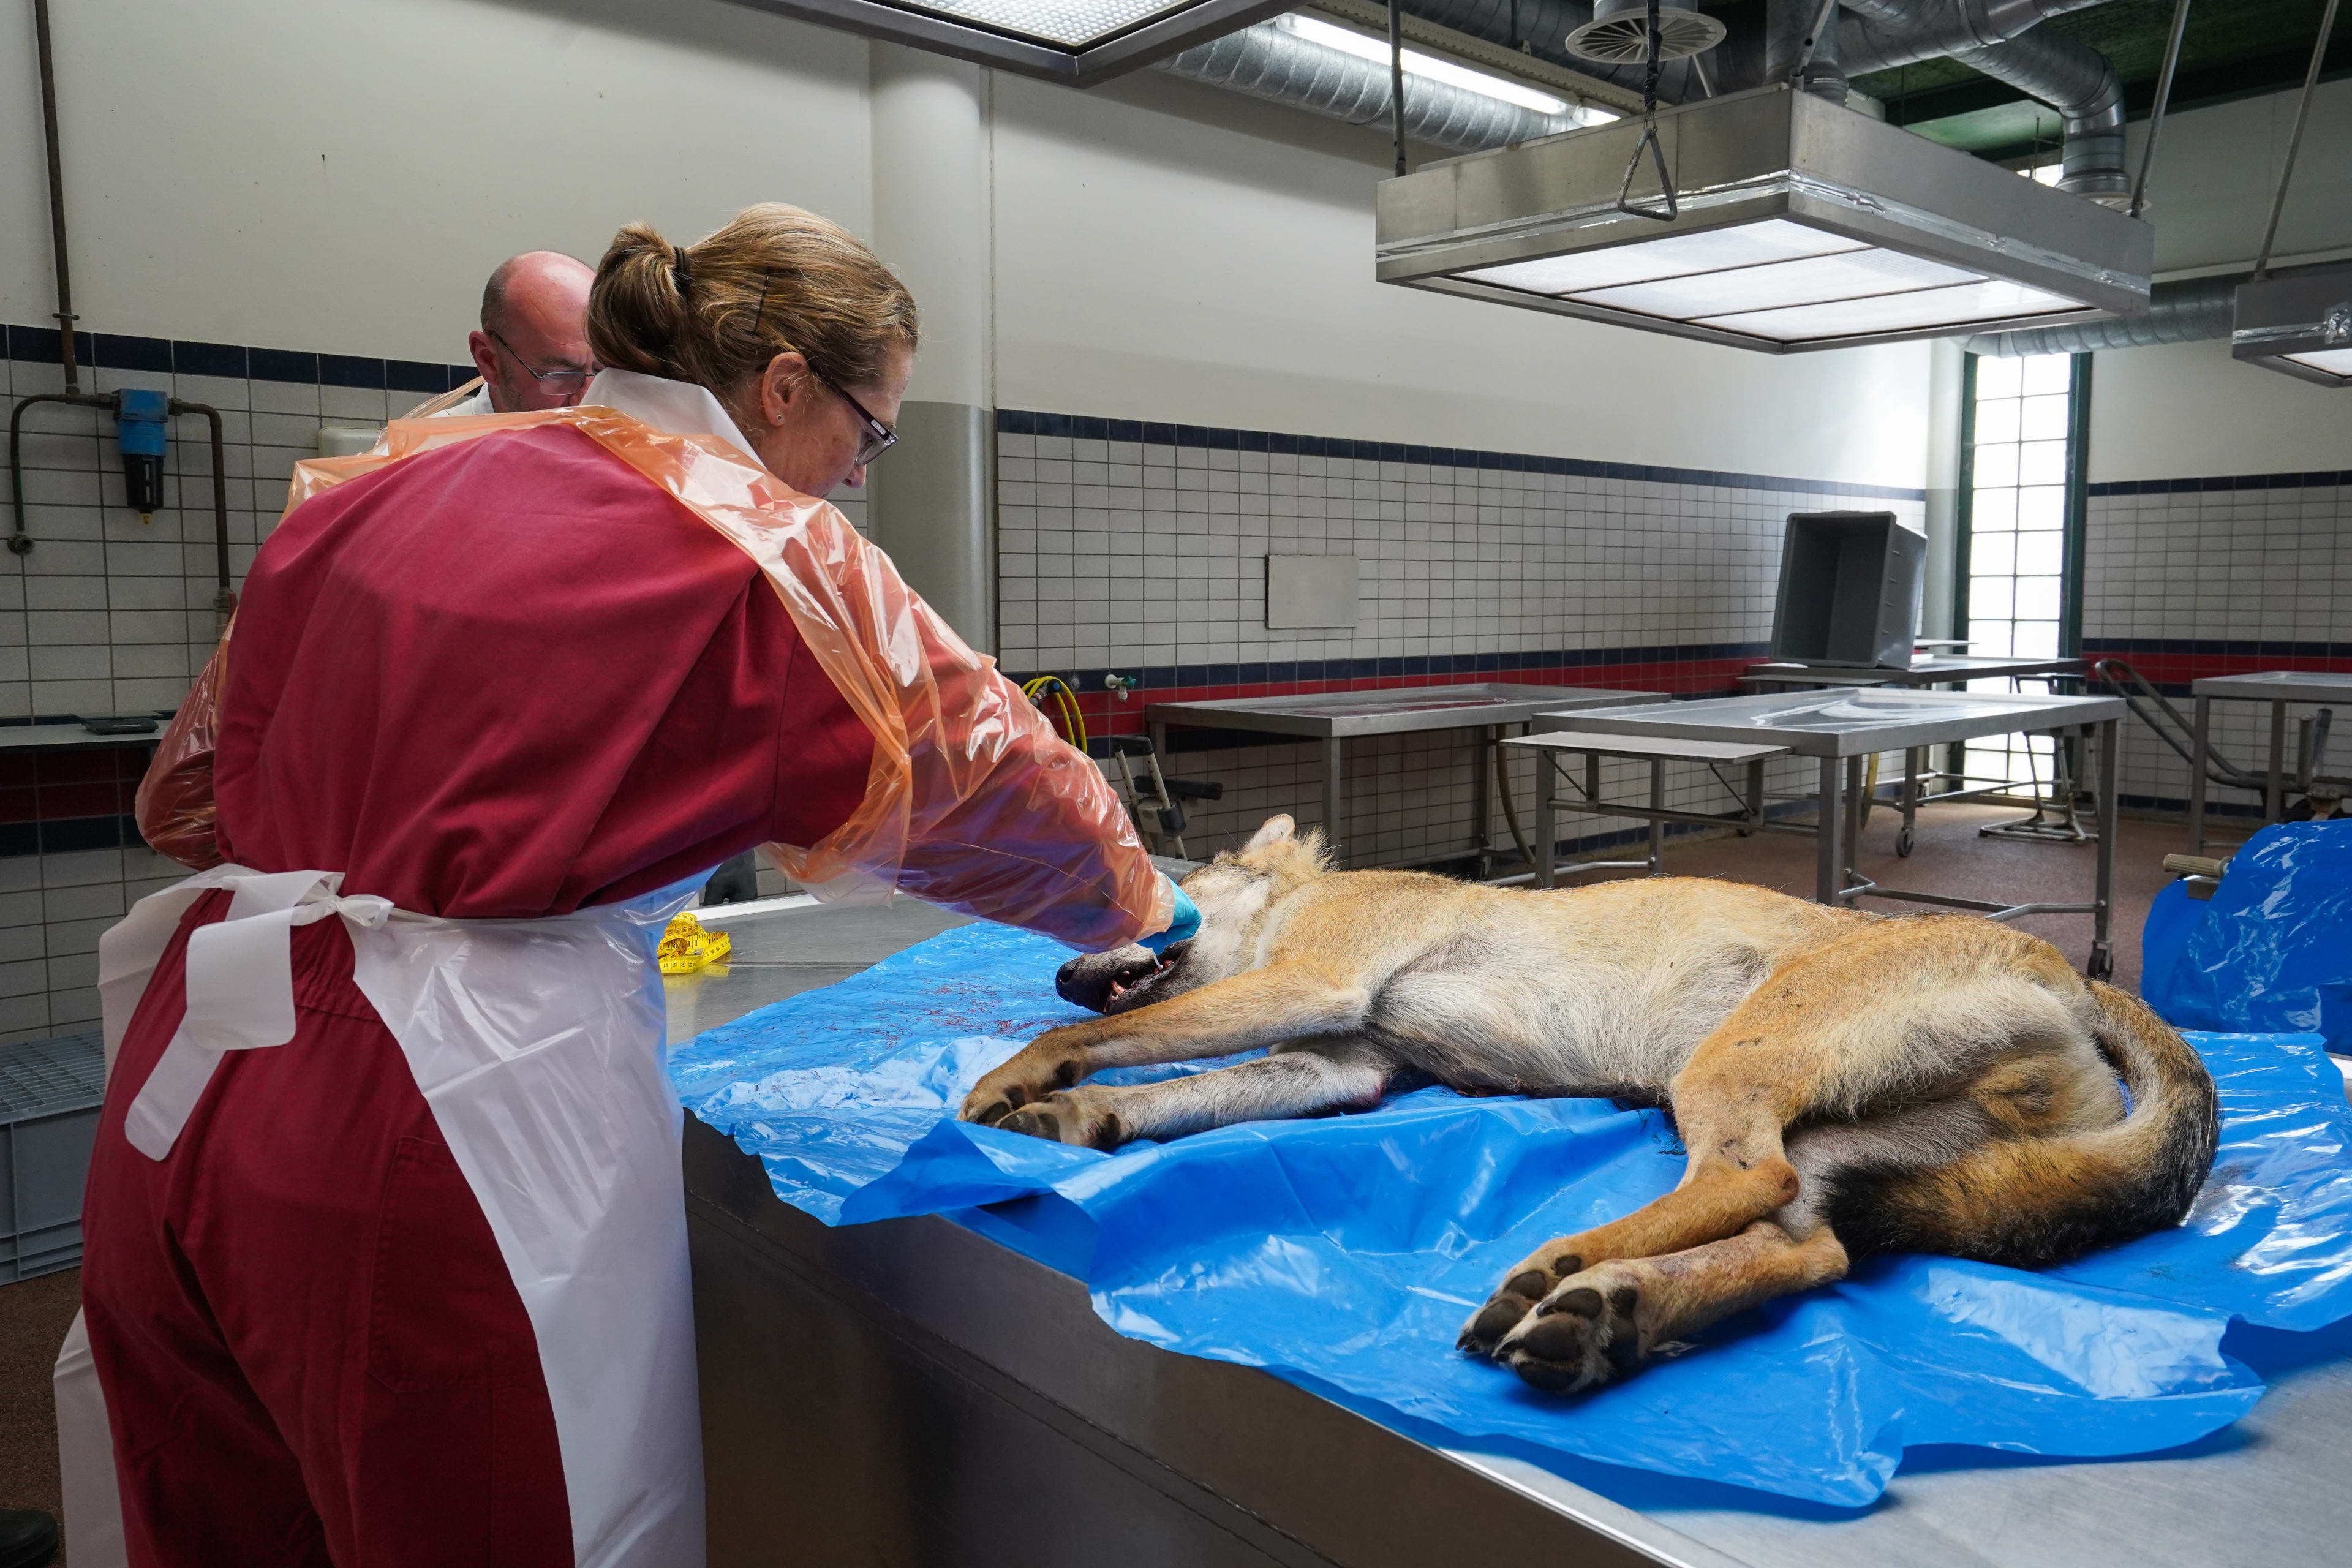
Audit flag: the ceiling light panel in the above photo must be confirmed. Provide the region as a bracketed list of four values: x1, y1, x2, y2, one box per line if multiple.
[1376, 86, 2154, 353]
[721, 0, 1293, 84]
[1568, 247, 1986, 320]
[910, 0, 1189, 45]
[2233, 266, 2352, 389]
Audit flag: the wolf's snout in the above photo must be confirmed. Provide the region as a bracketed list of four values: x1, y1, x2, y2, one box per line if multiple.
[1056, 947, 1165, 1012]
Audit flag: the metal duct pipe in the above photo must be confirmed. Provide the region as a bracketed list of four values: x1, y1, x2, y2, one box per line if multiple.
[1158, 18, 1582, 153]
[1768, 0, 1847, 100]
[1838, 0, 2128, 201]
[1964, 274, 2238, 354]
[1401, 0, 1699, 102]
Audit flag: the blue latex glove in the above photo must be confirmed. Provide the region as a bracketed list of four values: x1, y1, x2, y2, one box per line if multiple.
[1138, 877, 1200, 954]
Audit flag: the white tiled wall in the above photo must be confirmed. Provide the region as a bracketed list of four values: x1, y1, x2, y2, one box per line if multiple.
[2084, 478, 2352, 817]
[999, 426, 1926, 867]
[0, 844, 190, 1045]
[2, 348, 867, 729]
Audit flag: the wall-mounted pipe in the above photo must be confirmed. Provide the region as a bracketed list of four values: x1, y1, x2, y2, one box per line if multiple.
[32, 0, 80, 394]
[1158, 17, 1583, 153]
[8, 396, 237, 624]
[1836, 0, 2129, 202]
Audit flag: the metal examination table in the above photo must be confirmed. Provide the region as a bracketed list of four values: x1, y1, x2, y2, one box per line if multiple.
[1532, 688, 2127, 977]
[671, 896, 2352, 1567]
[2185, 669, 2352, 854]
[1145, 684, 1662, 869]
[1741, 655, 2094, 850]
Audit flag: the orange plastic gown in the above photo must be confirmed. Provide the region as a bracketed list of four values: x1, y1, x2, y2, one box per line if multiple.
[137, 407, 1170, 952]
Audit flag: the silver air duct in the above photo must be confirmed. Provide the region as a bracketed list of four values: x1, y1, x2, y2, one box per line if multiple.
[1966, 259, 2352, 355]
[1837, 0, 2128, 202]
[1966, 274, 2237, 353]
[1373, 0, 1700, 104]
[1158, 17, 1583, 152]
[1767, 0, 1847, 101]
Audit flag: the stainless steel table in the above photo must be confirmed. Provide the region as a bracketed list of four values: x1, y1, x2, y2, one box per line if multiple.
[1540, 688, 2128, 978]
[2185, 670, 2352, 855]
[1743, 657, 2093, 850]
[677, 897, 2352, 1567]
[1738, 654, 2085, 690]
[1502, 730, 1791, 882]
[1146, 684, 1664, 869]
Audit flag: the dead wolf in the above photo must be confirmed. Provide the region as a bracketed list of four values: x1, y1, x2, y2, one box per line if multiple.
[960, 815, 2219, 1395]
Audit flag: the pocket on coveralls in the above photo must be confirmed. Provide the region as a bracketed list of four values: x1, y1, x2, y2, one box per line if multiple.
[366, 1135, 546, 1392]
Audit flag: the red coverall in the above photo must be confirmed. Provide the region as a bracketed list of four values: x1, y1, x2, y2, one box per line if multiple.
[77, 420, 1118, 1566]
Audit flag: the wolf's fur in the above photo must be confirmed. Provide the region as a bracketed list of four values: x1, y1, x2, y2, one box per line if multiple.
[959, 815, 2220, 1395]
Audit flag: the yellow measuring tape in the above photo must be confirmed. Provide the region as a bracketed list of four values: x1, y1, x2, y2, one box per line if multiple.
[1021, 674, 1088, 754]
[657, 911, 732, 975]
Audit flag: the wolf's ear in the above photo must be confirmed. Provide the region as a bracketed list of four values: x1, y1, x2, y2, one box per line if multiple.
[1245, 815, 1296, 851]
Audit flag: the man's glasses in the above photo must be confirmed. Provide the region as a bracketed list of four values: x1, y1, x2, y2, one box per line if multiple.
[488, 328, 598, 398]
[805, 364, 898, 468]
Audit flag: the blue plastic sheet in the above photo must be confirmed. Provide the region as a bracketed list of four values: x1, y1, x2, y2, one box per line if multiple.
[671, 920, 2352, 1506]
[2143, 822, 2352, 1054]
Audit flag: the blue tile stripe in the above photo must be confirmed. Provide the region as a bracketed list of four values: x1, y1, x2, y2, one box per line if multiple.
[2088, 470, 2350, 496]
[997, 409, 1926, 501]
[7, 322, 473, 397]
[1005, 643, 1770, 693]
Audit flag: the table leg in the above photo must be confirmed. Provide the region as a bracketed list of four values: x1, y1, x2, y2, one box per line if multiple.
[1149, 719, 1169, 763]
[1472, 724, 1494, 875]
[1534, 753, 1557, 889]
[1844, 755, 1868, 882]
[2091, 718, 2119, 980]
[1815, 756, 1844, 905]
[1647, 760, 1665, 875]
[2269, 699, 2288, 825]
[1743, 757, 1765, 835]
[1322, 736, 1344, 863]
[2187, 695, 2211, 856]
[1898, 746, 1918, 858]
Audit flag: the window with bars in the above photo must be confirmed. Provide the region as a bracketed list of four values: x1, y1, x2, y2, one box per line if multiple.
[1959, 351, 2086, 790]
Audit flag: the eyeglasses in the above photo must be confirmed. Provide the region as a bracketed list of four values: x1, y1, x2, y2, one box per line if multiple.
[805, 364, 899, 467]
[488, 328, 599, 398]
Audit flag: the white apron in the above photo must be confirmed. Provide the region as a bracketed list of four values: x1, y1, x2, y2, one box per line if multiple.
[58, 864, 703, 1567]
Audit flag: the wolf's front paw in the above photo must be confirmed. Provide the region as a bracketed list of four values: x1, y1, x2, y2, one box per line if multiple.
[992, 1088, 1126, 1152]
[959, 1035, 1088, 1127]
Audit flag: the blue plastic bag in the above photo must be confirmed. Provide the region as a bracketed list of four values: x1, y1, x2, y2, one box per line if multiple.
[2143, 821, 2352, 1054]
[672, 921, 2352, 1506]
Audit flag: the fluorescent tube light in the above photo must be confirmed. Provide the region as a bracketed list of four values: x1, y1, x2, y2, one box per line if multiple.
[1280, 13, 1603, 120]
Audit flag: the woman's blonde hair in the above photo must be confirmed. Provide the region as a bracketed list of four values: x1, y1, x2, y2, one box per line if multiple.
[587, 204, 918, 426]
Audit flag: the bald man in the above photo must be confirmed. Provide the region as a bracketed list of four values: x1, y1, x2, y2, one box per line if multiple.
[412, 251, 597, 417]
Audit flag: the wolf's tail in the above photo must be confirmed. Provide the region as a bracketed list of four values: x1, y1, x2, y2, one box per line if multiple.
[1826, 982, 2220, 1268]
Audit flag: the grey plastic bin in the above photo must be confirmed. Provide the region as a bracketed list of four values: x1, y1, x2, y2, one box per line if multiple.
[1, 1030, 105, 1284]
[1768, 511, 1927, 670]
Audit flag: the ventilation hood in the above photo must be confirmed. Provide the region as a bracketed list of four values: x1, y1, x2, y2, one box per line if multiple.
[2232, 265, 2352, 389]
[1375, 85, 2154, 354]
[723, 0, 1294, 83]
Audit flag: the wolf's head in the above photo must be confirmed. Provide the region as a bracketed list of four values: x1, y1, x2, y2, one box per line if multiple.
[1054, 814, 1329, 1014]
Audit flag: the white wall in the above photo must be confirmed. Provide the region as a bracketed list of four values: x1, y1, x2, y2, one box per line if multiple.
[0, 0, 872, 363]
[5, 0, 1929, 488]
[2090, 337, 2352, 483]
[2124, 78, 2352, 276]
[988, 72, 1933, 488]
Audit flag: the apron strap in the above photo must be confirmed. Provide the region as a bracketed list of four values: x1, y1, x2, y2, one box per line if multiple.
[122, 869, 393, 1161]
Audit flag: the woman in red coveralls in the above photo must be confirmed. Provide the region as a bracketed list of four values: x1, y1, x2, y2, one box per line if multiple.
[70, 205, 1183, 1568]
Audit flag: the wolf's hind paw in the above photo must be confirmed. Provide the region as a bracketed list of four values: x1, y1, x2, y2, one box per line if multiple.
[1494, 1270, 1645, 1395]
